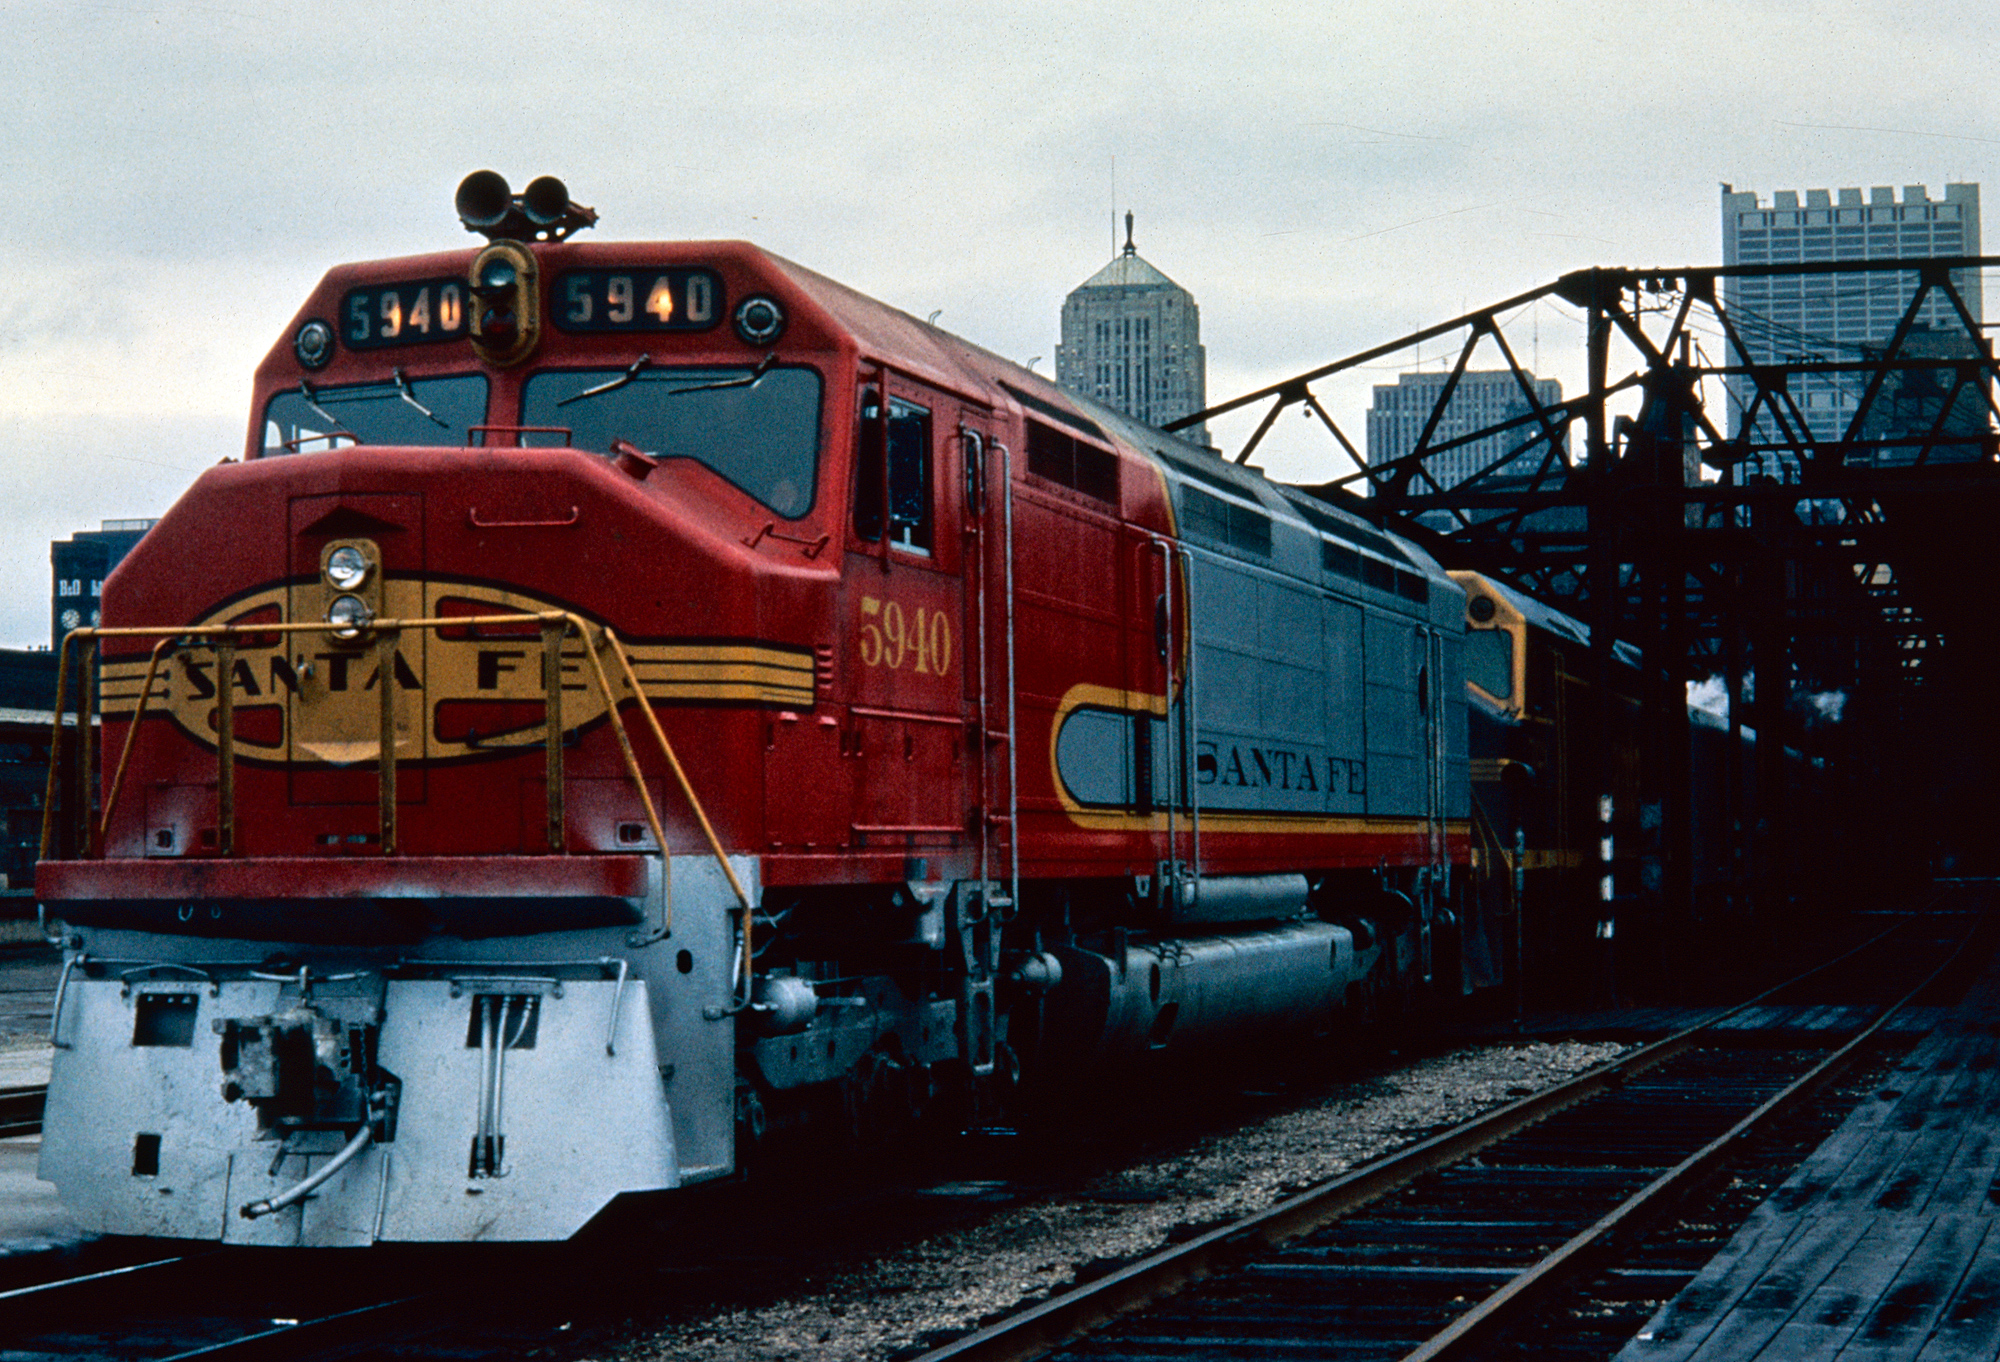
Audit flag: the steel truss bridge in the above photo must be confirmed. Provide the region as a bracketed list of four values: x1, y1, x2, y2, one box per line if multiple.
[1170, 255, 2000, 940]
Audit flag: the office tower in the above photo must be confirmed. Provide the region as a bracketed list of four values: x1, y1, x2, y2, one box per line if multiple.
[1056, 214, 1209, 444]
[51, 519, 156, 648]
[1366, 369, 1566, 490]
[1720, 183, 1983, 469]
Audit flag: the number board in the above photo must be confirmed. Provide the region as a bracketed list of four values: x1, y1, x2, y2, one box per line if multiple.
[342, 278, 470, 348]
[555, 269, 723, 332]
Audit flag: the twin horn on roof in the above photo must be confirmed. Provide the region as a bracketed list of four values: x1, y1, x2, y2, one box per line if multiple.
[454, 171, 598, 243]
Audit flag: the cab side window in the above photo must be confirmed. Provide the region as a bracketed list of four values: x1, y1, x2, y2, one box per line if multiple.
[854, 389, 933, 554]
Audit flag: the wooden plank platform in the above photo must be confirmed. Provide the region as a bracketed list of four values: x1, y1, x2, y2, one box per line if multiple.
[1616, 953, 2000, 1361]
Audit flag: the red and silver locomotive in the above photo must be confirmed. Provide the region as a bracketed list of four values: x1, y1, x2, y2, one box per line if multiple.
[35, 175, 1471, 1244]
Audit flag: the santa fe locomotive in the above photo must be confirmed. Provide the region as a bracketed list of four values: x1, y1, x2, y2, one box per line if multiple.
[35, 174, 1483, 1245]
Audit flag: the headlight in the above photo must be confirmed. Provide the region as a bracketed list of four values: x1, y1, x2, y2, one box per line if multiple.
[325, 545, 371, 590]
[326, 594, 373, 639]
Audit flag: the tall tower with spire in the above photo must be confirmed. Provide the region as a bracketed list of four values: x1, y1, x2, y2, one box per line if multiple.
[1056, 213, 1209, 444]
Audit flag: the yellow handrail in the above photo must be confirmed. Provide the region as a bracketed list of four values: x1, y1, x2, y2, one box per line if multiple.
[563, 617, 674, 941]
[99, 635, 177, 843]
[53, 613, 569, 853]
[38, 633, 78, 863]
[1467, 789, 1517, 920]
[39, 611, 762, 955]
[599, 626, 758, 986]
[37, 612, 772, 952]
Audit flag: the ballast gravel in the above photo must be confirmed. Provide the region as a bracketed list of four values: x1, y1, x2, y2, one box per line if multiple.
[597, 1039, 1624, 1362]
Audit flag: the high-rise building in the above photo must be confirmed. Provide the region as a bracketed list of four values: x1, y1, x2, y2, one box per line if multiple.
[1056, 214, 1208, 444]
[1720, 182, 1984, 469]
[51, 519, 156, 648]
[1366, 369, 1565, 492]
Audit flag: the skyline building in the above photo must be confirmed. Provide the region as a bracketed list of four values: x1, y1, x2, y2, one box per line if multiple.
[1365, 368, 1566, 492]
[1055, 213, 1209, 444]
[51, 518, 155, 650]
[1719, 182, 1984, 472]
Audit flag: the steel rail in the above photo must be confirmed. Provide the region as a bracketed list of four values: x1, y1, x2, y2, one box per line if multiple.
[908, 919, 1940, 1362]
[0, 1251, 191, 1308]
[1399, 923, 1972, 1360]
[0, 1240, 460, 1359]
[154, 1292, 439, 1361]
[1, 1250, 438, 1362]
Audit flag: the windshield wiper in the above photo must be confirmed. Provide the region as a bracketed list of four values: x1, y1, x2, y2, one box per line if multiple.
[664, 353, 778, 395]
[558, 353, 779, 409]
[392, 368, 449, 429]
[559, 354, 652, 406]
[297, 379, 343, 430]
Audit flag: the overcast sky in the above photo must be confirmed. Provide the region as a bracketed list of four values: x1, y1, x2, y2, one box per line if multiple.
[2, 0, 1996, 646]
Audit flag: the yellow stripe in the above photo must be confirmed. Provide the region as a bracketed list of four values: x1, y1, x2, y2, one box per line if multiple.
[652, 682, 815, 704]
[628, 644, 811, 668]
[1060, 808, 1472, 837]
[629, 662, 813, 683]
[1470, 848, 1587, 871]
[100, 644, 811, 670]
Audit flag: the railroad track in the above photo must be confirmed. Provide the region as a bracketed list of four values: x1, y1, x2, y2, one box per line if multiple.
[0, 918, 1975, 1360]
[1, 1081, 46, 1138]
[909, 917, 1981, 1362]
[0, 1249, 459, 1362]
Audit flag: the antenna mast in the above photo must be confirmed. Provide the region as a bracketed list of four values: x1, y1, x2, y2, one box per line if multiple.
[1111, 155, 1118, 258]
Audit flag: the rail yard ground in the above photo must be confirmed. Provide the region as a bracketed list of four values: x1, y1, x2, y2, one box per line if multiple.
[591, 1039, 1625, 1362]
[0, 941, 55, 1083]
[1, 912, 1974, 1360]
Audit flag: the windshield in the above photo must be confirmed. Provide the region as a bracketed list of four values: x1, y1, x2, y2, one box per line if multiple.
[1466, 627, 1514, 701]
[262, 374, 489, 455]
[520, 365, 822, 519]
